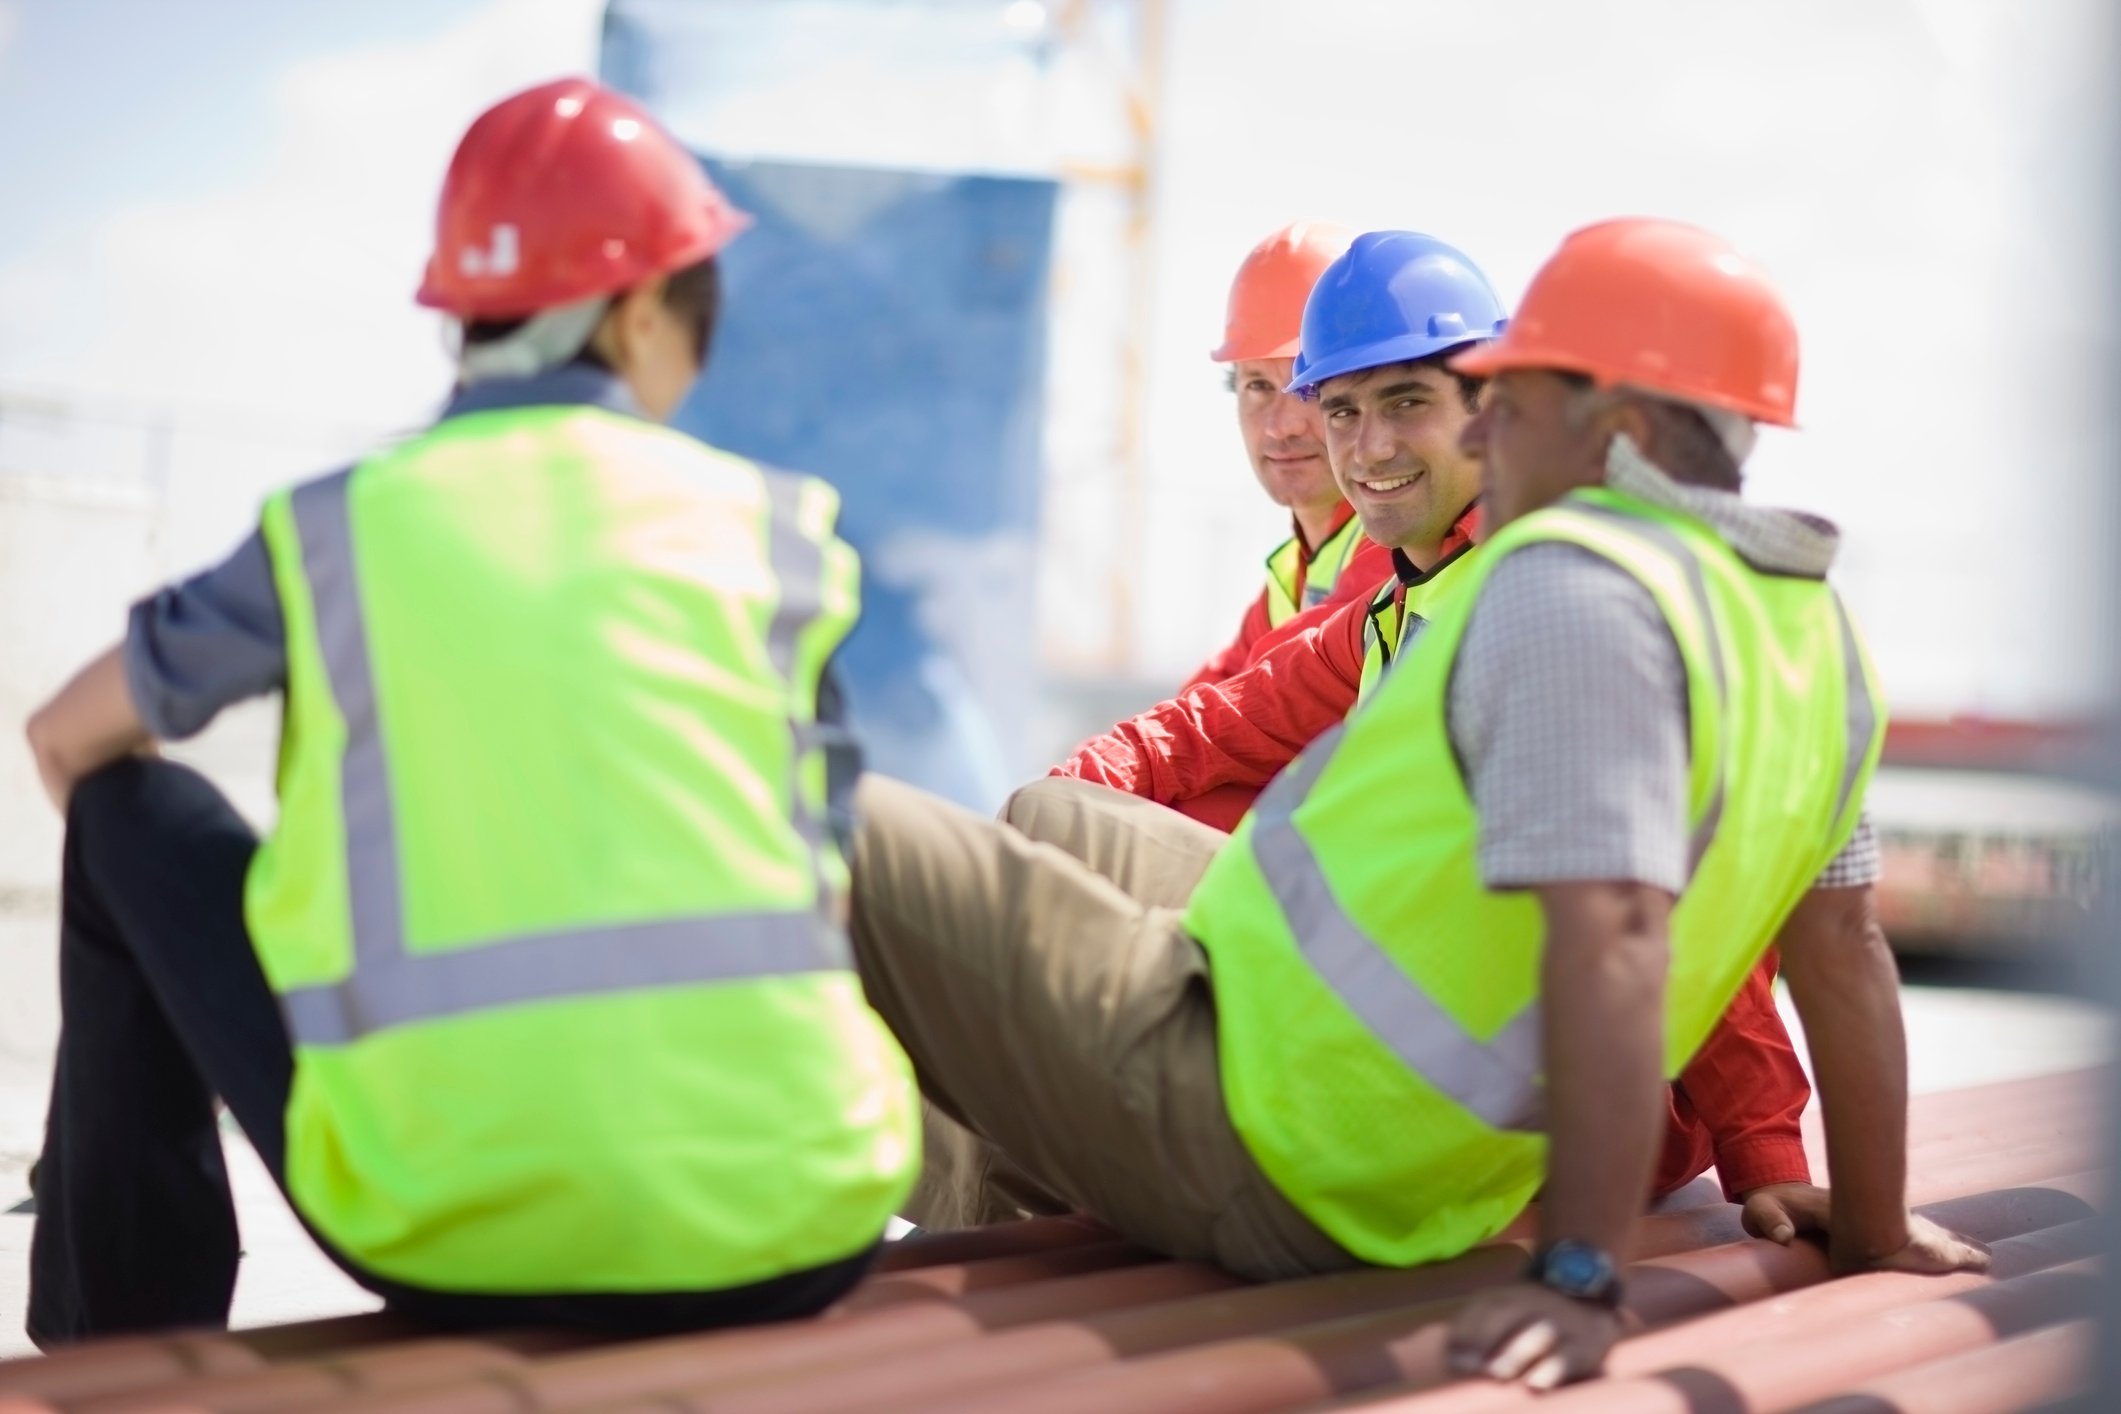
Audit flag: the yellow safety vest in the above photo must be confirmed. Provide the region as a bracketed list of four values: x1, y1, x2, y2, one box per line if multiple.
[1354, 540, 1480, 702]
[1264, 512, 1368, 627]
[250, 402, 918, 1292]
[1185, 487, 1882, 1266]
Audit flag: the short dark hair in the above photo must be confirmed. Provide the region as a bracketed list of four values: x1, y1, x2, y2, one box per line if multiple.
[1240, 350, 1486, 406]
[1555, 373, 1743, 490]
[459, 257, 723, 368]
[1418, 346, 1486, 412]
[1636, 396, 1742, 490]
[661, 256, 723, 367]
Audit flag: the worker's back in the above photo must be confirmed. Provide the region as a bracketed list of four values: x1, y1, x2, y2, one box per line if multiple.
[249, 394, 919, 1294]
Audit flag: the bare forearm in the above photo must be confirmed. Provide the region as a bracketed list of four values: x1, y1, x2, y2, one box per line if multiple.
[25, 647, 153, 812]
[1538, 882, 1673, 1256]
[1778, 886, 1910, 1263]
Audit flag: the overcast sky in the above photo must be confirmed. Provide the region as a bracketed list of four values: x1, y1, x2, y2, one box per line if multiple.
[1, 0, 2112, 718]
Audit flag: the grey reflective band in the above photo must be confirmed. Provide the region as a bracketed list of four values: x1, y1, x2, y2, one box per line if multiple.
[762, 472, 834, 873]
[293, 473, 407, 977]
[278, 466, 848, 1049]
[1246, 505, 1738, 1133]
[1829, 593, 1877, 828]
[762, 473, 823, 683]
[1306, 522, 1359, 609]
[1250, 726, 1546, 1131]
[280, 910, 847, 1046]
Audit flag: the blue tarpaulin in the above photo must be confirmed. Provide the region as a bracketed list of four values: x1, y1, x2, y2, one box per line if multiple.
[603, 8, 1056, 812]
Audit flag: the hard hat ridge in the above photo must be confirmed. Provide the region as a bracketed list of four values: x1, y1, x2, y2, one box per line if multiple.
[1449, 218, 1800, 428]
[1286, 231, 1508, 398]
[416, 77, 751, 321]
[1212, 220, 1356, 363]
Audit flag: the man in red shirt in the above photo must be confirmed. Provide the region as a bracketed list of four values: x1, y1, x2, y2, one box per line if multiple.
[1186, 221, 1396, 691]
[1037, 231, 1821, 1231]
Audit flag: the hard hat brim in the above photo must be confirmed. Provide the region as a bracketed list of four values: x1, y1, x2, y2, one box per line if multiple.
[1446, 336, 1798, 428]
[1286, 331, 1491, 397]
[1443, 340, 1509, 377]
[415, 208, 750, 320]
[1211, 334, 1304, 364]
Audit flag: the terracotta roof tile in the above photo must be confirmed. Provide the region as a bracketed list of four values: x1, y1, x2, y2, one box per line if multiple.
[0, 1069, 2101, 1413]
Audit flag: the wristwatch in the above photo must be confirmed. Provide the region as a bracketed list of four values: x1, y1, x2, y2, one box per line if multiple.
[1526, 1240, 1624, 1308]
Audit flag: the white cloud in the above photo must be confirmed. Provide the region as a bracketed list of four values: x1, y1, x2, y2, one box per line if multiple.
[3, 0, 2111, 719]
[0, 0, 605, 433]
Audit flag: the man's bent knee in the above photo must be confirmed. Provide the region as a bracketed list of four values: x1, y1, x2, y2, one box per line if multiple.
[65, 756, 157, 830]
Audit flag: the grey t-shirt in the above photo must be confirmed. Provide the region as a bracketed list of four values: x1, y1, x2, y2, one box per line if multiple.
[124, 529, 286, 741]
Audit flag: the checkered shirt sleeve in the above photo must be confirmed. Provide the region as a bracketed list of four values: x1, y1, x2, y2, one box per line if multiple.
[1447, 542, 1878, 893]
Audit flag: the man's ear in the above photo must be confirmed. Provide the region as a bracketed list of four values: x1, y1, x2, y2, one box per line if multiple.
[1601, 396, 1655, 462]
[593, 276, 671, 372]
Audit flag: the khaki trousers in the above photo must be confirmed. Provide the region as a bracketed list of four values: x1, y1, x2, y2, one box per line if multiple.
[850, 774, 1351, 1280]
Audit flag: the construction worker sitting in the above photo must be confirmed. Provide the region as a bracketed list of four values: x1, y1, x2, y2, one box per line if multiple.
[20, 78, 916, 1345]
[1037, 231, 1820, 1236]
[1183, 223, 1392, 682]
[842, 217, 1986, 1390]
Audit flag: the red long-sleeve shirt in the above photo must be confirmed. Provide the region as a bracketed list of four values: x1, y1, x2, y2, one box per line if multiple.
[1182, 505, 1398, 692]
[1059, 550, 1813, 1200]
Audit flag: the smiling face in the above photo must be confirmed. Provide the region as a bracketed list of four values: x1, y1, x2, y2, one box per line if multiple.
[1317, 358, 1482, 561]
[1231, 356, 1341, 522]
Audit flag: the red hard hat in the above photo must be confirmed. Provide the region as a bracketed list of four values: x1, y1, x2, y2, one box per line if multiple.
[1452, 219, 1800, 427]
[416, 77, 751, 320]
[1211, 220, 1354, 362]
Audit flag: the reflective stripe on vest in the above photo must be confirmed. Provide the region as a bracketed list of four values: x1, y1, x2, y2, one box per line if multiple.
[1247, 720, 1547, 1130]
[1242, 506, 1878, 1132]
[1829, 594, 1877, 829]
[1265, 514, 1366, 627]
[275, 470, 848, 1048]
[1354, 543, 1477, 703]
[1304, 514, 1364, 610]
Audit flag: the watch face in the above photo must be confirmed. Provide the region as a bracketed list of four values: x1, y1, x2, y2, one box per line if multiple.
[1537, 1240, 1618, 1302]
[1550, 1245, 1607, 1293]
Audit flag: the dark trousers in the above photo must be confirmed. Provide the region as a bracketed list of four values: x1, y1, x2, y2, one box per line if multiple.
[28, 759, 874, 1348]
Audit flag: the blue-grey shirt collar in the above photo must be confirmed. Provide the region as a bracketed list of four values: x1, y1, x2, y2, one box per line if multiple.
[437, 362, 646, 424]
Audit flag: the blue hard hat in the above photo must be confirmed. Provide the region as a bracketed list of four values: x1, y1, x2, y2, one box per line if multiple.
[1286, 231, 1508, 397]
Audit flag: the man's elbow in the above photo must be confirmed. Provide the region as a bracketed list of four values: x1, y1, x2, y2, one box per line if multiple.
[1780, 885, 1895, 983]
[25, 701, 62, 771]
[25, 701, 85, 811]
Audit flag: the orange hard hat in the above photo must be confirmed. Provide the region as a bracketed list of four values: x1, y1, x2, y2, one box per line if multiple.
[1211, 220, 1355, 363]
[417, 77, 751, 320]
[1452, 219, 1799, 427]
